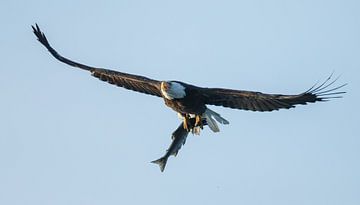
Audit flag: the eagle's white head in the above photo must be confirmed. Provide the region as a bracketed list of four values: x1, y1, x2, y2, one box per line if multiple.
[161, 81, 186, 100]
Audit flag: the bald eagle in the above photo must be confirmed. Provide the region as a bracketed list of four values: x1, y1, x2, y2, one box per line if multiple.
[32, 24, 345, 170]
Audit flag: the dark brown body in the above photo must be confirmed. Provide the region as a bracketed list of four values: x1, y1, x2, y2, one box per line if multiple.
[163, 82, 207, 115]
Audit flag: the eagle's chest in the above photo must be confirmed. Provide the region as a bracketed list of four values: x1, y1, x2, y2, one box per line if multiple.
[163, 90, 206, 115]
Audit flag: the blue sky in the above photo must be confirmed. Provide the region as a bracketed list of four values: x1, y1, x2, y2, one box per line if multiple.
[1, 0, 359, 204]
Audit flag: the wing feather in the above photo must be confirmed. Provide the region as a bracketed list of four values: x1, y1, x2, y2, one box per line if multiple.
[201, 76, 346, 112]
[32, 24, 162, 97]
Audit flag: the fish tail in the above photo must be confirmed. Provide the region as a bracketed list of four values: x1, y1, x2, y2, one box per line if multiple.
[151, 157, 168, 172]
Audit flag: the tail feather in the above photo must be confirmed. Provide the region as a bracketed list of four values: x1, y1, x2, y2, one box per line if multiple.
[204, 114, 220, 132]
[203, 108, 229, 132]
[206, 108, 230, 124]
[151, 157, 168, 172]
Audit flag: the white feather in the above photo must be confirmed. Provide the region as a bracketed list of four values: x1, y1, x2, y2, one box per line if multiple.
[161, 81, 186, 100]
[203, 108, 229, 133]
[205, 108, 230, 125]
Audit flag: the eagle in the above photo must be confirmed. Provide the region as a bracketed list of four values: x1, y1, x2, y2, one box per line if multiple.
[32, 24, 345, 171]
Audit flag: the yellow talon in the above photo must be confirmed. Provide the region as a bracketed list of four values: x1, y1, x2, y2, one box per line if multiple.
[195, 115, 203, 129]
[183, 116, 190, 131]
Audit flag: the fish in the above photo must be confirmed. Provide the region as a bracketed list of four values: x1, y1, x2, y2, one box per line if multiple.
[151, 118, 207, 172]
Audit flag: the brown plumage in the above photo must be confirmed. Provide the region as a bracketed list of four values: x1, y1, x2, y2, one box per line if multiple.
[32, 24, 162, 97]
[32, 24, 345, 116]
[200, 76, 346, 112]
[32, 23, 346, 171]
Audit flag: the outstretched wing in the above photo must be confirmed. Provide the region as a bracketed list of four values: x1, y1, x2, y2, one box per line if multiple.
[201, 74, 346, 112]
[32, 24, 162, 97]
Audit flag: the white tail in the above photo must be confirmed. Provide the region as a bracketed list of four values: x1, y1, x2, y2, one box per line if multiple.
[202, 108, 229, 132]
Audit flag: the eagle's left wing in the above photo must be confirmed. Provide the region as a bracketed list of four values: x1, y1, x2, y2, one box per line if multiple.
[32, 24, 162, 97]
[200, 75, 346, 112]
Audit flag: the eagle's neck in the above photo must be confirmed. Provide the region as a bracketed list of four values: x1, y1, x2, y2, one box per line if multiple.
[161, 81, 186, 100]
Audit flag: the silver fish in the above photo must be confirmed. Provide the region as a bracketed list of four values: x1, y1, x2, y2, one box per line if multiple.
[152, 118, 207, 172]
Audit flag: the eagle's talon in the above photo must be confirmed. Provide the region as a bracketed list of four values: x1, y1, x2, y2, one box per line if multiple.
[182, 115, 192, 131]
[195, 115, 203, 129]
[183, 121, 189, 131]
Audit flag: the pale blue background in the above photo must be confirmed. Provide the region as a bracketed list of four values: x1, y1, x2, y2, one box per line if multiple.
[1, 0, 359, 204]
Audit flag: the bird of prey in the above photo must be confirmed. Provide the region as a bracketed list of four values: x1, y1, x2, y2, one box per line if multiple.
[32, 24, 346, 171]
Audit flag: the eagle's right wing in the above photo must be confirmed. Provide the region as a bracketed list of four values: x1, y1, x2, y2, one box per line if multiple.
[32, 24, 162, 97]
[201, 75, 346, 112]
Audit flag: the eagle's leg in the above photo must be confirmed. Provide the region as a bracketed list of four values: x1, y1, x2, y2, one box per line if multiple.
[195, 115, 203, 129]
[182, 114, 191, 131]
